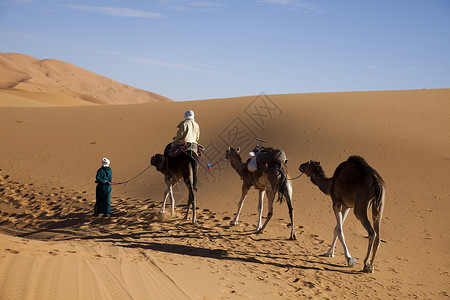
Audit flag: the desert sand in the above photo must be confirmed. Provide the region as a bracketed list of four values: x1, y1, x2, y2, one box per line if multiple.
[0, 54, 449, 299]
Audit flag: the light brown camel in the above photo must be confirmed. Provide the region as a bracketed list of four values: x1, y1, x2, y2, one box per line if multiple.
[150, 152, 197, 223]
[225, 147, 296, 240]
[299, 156, 386, 273]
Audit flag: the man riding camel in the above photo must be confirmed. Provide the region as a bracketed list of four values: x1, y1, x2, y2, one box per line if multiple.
[164, 110, 200, 190]
[174, 110, 200, 146]
[164, 110, 200, 154]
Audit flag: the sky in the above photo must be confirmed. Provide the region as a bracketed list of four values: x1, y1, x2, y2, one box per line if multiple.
[1, 0, 449, 101]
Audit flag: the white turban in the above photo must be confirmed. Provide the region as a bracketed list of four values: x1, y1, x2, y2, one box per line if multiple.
[184, 110, 195, 120]
[102, 158, 110, 167]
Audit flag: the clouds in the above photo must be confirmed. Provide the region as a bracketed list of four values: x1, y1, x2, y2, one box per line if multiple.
[258, 0, 323, 13]
[365, 65, 445, 72]
[401, 66, 445, 72]
[62, 1, 227, 18]
[64, 5, 163, 19]
[366, 65, 382, 70]
[125, 56, 234, 76]
[2, 0, 164, 18]
[159, 0, 226, 12]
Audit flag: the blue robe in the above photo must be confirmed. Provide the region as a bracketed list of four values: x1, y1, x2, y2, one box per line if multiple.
[95, 166, 112, 215]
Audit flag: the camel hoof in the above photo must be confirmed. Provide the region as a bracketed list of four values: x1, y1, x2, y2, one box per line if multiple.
[347, 257, 357, 267]
[230, 220, 238, 226]
[255, 228, 263, 234]
[289, 235, 297, 241]
[363, 265, 374, 273]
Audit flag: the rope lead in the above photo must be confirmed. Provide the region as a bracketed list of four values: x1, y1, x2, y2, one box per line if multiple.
[262, 163, 304, 181]
[110, 165, 152, 186]
[179, 146, 227, 170]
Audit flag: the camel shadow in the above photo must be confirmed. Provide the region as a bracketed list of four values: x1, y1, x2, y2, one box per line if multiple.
[13, 208, 363, 275]
[66, 231, 356, 274]
[121, 239, 363, 274]
[110, 239, 319, 271]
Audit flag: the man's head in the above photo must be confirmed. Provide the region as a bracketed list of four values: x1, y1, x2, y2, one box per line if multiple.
[184, 110, 195, 120]
[102, 157, 110, 167]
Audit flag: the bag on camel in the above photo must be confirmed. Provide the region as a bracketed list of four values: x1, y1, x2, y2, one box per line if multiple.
[247, 152, 258, 172]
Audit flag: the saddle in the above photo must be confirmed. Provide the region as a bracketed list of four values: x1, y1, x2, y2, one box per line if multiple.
[247, 145, 287, 172]
[165, 142, 205, 158]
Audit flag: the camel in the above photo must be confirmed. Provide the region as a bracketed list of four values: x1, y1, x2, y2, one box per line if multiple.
[225, 147, 296, 240]
[299, 156, 386, 273]
[150, 152, 198, 223]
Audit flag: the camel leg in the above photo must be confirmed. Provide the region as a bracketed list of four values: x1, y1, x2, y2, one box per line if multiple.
[326, 204, 356, 267]
[231, 185, 249, 225]
[336, 205, 356, 267]
[366, 209, 382, 273]
[357, 205, 375, 273]
[168, 183, 176, 216]
[161, 177, 176, 214]
[160, 188, 169, 213]
[284, 182, 296, 240]
[183, 184, 190, 220]
[359, 198, 383, 273]
[160, 178, 171, 213]
[183, 185, 192, 221]
[364, 188, 384, 273]
[182, 162, 196, 223]
[183, 180, 196, 224]
[258, 190, 274, 234]
[323, 205, 350, 257]
[255, 190, 266, 233]
[190, 161, 197, 224]
[183, 196, 190, 220]
[188, 186, 196, 224]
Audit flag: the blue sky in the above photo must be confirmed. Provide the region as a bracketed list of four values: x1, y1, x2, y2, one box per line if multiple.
[1, 0, 449, 101]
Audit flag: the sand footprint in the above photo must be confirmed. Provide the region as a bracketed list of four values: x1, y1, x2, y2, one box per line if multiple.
[6, 248, 20, 254]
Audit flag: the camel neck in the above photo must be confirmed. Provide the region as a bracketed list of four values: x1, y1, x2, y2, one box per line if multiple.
[229, 154, 244, 177]
[310, 171, 332, 195]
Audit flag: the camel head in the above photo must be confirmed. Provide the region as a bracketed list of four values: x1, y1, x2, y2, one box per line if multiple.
[225, 147, 240, 159]
[150, 154, 166, 172]
[299, 160, 322, 177]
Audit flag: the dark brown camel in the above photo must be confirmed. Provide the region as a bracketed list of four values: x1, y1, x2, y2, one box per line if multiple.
[299, 156, 386, 273]
[150, 152, 198, 223]
[226, 147, 296, 240]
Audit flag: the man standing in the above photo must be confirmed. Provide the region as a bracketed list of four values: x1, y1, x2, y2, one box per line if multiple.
[94, 157, 112, 217]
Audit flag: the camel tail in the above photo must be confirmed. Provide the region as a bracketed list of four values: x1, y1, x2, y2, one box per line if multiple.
[277, 165, 289, 203]
[277, 177, 286, 203]
[373, 180, 386, 217]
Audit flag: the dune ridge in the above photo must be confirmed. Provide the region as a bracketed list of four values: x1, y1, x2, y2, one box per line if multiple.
[0, 52, 173, 106]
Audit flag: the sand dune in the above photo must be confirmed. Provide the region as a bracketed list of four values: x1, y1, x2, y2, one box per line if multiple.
[0, 53, 172, 106]
[0, 88, 449, 299]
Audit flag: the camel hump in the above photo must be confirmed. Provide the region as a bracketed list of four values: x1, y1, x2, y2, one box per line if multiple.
[347, 155, 369, 165]
[346, 155, 385, 185]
